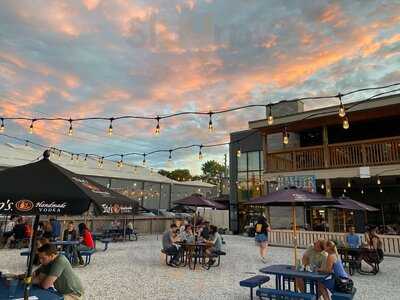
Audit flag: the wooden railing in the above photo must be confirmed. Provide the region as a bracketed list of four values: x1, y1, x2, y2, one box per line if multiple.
[269, 229, 400, 256]
[267, 136, 400, 172]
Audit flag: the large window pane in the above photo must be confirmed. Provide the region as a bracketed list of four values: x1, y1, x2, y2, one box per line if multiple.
[238, 152, 247, 171]
[237, 172, 248, 202]
[248, 151, 260, 171]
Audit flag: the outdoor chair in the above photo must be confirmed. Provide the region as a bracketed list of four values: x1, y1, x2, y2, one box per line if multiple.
[79, 248, 96, 266]
[209, 250, 226, 267]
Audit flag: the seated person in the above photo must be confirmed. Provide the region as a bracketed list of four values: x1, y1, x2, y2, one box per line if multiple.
[200, 221, 210, 240]
[296, 239, 327, 292]
[318, 241, 351, 300]
[5, 217, 26, 248]
[63, 222, 79, 265]
[162, 223, 181, 266]
[33, 238, 50, 265]
[206, 225, 223, 266]
[42, 221, 53, 240]
[367, 227, 384, 261]
[33, 243, 84, 299]
[77, 223, 95, 266]
[179, 224, 195, 243]
[345, 227, 361, 248]
[50, 217, 61, 240]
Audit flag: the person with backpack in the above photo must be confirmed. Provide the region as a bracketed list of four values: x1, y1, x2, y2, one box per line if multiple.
[254, 213, 271, 263]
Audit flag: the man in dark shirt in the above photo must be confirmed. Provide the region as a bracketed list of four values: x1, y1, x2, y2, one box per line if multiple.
[4, 217, 25, 248]
[201, 222, 210, 240]
[162, 223, 181, 266]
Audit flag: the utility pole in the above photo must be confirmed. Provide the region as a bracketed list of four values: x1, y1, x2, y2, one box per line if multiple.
[224, 153, 228, 178]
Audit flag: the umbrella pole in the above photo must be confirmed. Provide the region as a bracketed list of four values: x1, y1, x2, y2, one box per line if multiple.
[343, 209, 346, 233]
[292, 206, 298, 265]
[24, 214, 40, 300]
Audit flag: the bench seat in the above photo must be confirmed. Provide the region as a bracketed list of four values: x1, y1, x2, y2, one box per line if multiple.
[239, 275, 270, 300]
[256, 288, 316, 300]
[80, 249, 96, 265]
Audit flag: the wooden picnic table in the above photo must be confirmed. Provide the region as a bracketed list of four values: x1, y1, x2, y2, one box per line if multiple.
[177, 241, 213, 270]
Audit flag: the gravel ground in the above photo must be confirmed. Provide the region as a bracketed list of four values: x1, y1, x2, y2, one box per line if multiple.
[1, 235, 399, 300]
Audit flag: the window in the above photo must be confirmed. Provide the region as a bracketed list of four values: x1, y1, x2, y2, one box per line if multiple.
[238, 152, 247, 171]
[248, 151, 260, 171]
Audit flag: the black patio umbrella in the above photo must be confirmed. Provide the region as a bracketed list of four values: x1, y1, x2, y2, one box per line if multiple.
[322, 197, 379, 232]
[0, 150, 139, 299]
[246, 187, 338, 263]
[173, 194, 225, 232]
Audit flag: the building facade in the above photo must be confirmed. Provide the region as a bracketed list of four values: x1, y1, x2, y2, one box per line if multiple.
[230, 94, 400, 234]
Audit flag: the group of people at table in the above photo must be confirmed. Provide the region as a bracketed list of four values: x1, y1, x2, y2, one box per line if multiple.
[162, 220, 223, 267]
[1, 221, 95, 300]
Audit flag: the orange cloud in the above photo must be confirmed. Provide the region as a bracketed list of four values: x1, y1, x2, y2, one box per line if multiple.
[82, 0, 101, 10]
[64, 75, 80, 89]
[0, 52, 27, 69]
[319, 3, 347, 28]
[261, 35, 277, 48]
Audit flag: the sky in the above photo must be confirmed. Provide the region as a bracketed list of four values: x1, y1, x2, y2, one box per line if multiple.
[0, 0, 399, 175]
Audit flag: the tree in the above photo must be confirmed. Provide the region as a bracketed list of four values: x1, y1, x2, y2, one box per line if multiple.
[169, 169, 192, 181]
[158, 169, 170, 177]
[201, 160, 227, 183]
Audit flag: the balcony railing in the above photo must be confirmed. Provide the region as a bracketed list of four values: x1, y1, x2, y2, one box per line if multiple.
[267, 136, 400, 173]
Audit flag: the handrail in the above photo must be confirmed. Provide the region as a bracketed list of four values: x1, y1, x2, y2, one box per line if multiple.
[268, 229, 400, 257]
[267, 136, 400, 155]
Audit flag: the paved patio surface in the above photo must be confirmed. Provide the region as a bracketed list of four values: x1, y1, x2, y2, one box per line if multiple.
[1, 235, 399, 299]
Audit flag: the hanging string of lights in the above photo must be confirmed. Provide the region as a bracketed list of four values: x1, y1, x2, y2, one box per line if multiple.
[0, 82, 398, 136]
[0, 83, 399, 169]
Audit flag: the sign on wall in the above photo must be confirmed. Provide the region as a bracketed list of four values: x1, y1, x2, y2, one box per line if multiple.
[269, 175, 316, 192]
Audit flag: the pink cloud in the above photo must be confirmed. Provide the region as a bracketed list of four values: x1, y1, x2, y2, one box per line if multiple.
[0, 52, 27, 69]
[82, 0, 101, 10]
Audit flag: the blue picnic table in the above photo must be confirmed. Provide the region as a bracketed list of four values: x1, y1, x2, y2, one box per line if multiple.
[0, 278, 63, 299]
[260, 264, 330, 299]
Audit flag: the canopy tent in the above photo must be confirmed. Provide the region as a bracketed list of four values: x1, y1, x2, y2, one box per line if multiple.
[0, 150, 139, 299]
[246, 187, 338, 263]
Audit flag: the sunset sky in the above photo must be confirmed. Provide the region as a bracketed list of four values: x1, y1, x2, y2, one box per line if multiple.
[0, 0, 399, 174]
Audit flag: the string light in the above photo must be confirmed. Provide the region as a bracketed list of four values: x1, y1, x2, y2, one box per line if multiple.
[84, 154, 88, 161]
[343, 116, 350, 129]
[347, 180, 351, 188]
[98, 157, 104, 168]
[198, 145, 203, 160]
[68, 119, 73, 136]
[168, 150, 172, 161]
[25, 140, 29, 147]
[283, 127, 289, 144]
[377, 177, 381, 185]
[70, 154, 74, 161]
[380, 188, 383, 193]
[337, 93, 346, 118]
[0, 118, 4, 133]
[208, 112, 214, 132]
[236, 149, 241, 157]
[142, 154, 146, 166]
[361, 189, 364, 195]
[29, 119, 35, 134]
[267, 105, 274, 125]
[321, 183, 325, 189]
[155, 116, 160, 135]
[117, 155, 124, 168]
[343, 188, 347, 193]
[108, 118, 113, 136]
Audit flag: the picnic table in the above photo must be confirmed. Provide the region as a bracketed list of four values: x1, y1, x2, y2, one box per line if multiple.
[0, 278, 63, 299]
[260, 264, 330, 299]
[177, 241, 213, 270]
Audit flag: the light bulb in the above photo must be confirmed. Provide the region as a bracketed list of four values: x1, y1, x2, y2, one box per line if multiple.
[283, 136, 289, 144]
[343, 189, 347, 193]
[343, 117, 349, 129]
[361, 189, 364, 195]
[198, 151, 203, 160]
[267, 114, 274, 125]
[68, 125, 73, 136]
[208, 112, 213, 132]
[347, 181, 351, 188]
[237, 149, 241, 157]
[377, 178, 381, 185]
[29, 120, 34, 134]
[142, 155, 146, 166]
[338, 104, 346, 118]
[155, 117, 160, 135]
[380, 188, 383, 193]
[0, 118, 4, 133]
[108, 121, 113, 136]
[321, 183, 325, 189]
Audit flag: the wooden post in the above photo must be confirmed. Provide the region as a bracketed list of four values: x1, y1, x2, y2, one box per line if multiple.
[292, 205, 298, 264]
